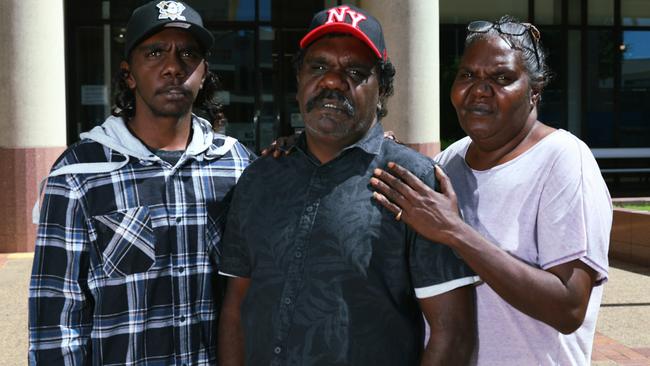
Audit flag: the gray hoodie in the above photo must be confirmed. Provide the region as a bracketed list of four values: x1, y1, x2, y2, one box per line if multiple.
[33, 115, 238, 223]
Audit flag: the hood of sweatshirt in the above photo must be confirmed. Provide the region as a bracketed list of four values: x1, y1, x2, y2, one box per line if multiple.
[33, 114, 239, 223]
[80, 114, 237, 162]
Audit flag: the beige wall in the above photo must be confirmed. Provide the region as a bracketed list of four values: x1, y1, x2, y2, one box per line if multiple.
[0, 0, 67, 148]
[362, 0, 441, 157]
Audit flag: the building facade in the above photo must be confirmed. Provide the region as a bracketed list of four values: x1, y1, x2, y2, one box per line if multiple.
[0, 0, 648, 252]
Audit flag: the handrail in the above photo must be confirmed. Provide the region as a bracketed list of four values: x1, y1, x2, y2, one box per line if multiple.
[591, 148, 650, 159]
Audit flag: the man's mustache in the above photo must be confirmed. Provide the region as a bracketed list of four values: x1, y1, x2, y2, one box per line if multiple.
[306, 90, 355, 116]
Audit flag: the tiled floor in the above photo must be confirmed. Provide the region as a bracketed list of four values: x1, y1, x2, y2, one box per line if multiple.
[593, 332, 650, 365]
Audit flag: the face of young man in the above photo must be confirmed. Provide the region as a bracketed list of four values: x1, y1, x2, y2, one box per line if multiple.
[451, 35, 537, 152]
[123, 28, 207, 119]
[296, 35, 380, 148]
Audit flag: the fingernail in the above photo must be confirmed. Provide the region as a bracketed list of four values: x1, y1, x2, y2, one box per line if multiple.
[387, 162, 395, 168]
[374, 168, 382, 176]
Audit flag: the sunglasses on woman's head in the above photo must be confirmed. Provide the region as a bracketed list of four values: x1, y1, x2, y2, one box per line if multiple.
[467, 20, 541, 67]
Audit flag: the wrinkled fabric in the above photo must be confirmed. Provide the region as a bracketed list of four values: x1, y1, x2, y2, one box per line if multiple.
[29, 115, 254, 366]
[221, 123, 478, 366]
[436, 129, 611, 366]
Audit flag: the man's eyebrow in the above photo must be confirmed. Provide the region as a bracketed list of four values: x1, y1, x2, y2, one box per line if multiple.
[176, 42, 201, 50]
[304, 56, 328, 64]
[304, 56, 374, 69]
[137, 41, 168, 51]
[346, 62, 375, 69]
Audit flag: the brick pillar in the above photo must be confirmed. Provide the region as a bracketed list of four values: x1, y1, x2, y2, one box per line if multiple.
[0, 0, 67, 252]
[361, 0, 441, 157]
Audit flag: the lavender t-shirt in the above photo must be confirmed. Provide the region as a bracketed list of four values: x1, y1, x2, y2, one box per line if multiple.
[436, 130, 612, 365]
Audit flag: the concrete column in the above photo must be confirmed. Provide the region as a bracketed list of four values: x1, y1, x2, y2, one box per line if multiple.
[361, 0, 441, 157]
[0, 0, 67, 252]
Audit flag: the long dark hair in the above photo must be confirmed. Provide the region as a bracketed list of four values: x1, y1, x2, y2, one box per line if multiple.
[111, 65, 223, 121]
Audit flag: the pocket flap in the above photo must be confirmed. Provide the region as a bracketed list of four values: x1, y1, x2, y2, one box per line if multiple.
[93, 206, 156, 277]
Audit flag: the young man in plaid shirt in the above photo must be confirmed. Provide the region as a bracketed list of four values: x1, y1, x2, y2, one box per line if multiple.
[28, 2, 253, 365]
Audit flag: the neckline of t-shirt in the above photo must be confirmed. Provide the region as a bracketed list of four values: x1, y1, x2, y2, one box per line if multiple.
[461, 128, 567, 174]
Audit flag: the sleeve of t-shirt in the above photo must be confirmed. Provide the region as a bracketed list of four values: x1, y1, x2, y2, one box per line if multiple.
[218, 172, 253, 278]
[408, 165, 480, 299]
[537, 135, 611, 283]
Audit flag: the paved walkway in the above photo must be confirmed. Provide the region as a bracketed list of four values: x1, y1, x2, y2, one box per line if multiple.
[593, 260, 650, 365]
[2, 254, 649, 365]
[0, 253, 31, 366]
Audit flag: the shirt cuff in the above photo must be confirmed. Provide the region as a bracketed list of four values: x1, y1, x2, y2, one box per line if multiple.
[414, 275, 481, 299]
[218, 271, 241, 278]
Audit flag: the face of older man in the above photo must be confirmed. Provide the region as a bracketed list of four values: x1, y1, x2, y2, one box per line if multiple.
[451, 35, 538, 152]
[296, 35, 380, 147]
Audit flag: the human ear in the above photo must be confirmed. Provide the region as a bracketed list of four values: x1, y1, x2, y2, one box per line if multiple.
[200, 60, 208, 89]
[530, 87, 541, 108]
[120, 61, 136, 89]
[295, 74, 302, 102]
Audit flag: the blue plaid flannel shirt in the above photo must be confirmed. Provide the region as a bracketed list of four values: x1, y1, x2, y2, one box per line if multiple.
[28, 116, 253, 365]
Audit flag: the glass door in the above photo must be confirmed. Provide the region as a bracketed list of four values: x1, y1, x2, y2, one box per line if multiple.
[207, 29, 257, 150]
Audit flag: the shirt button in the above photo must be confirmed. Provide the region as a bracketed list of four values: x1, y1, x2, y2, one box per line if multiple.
[283, 297, 292, 305]
[274, 346, 282, 354]
[178, 266, 184, 273]
[306, 206, 313, 212]
[176, 217, 182, 223]
[294, 251, 302, 258]
[179, 315, 186, 323]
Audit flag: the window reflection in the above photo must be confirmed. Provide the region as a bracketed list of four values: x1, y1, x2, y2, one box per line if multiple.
[440, 0, 527, 24]
[207, 30, 256, 149]
[620, 31, 650, 147]
[585, 30, 615, 147]
[588, 0, 614, 26]
[536, 30, 566, 130]
[190, 0, 255, 22]
[259, 26, 277, 150]
[622, 0, 650, 26]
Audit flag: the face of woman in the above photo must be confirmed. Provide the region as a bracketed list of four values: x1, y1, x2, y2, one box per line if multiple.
[451, 35, 538, 151]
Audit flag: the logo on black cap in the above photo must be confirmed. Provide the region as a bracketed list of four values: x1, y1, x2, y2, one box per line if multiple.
[157, 1, 187, 21]
[124, 0, 214, 58]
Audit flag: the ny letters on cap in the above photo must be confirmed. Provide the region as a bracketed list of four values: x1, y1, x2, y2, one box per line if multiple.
[299, 5, 388, 61]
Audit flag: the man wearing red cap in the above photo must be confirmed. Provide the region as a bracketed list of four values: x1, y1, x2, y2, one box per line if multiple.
[28, 2, 253, 365]
[217, 5, 479, 365]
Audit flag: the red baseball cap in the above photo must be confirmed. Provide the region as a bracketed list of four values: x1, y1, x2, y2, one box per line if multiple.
[300, 5, 388, 61]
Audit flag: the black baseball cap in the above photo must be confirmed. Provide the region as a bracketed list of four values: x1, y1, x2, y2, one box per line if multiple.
[300, 5, 387, 61]
[124, 1, 214, 58]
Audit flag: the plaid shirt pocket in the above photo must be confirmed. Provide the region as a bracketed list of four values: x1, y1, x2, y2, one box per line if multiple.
[93, 206, 156, 278]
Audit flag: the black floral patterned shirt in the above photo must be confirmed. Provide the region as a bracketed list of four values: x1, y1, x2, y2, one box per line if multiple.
[220, 122, 477, 366]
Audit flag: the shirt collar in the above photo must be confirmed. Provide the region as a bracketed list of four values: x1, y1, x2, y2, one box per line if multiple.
[295, 121, 385, 160]
[344, 121, 384, 156]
